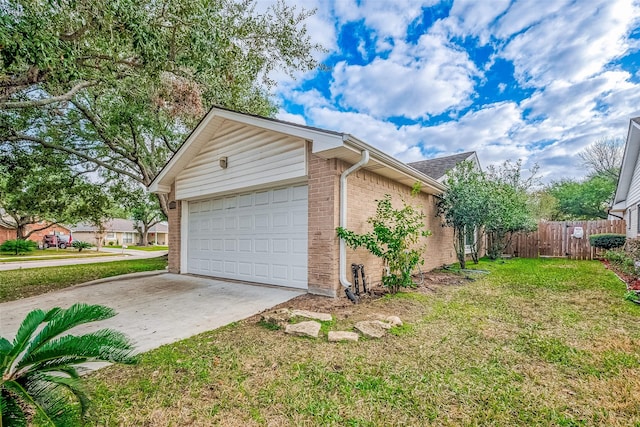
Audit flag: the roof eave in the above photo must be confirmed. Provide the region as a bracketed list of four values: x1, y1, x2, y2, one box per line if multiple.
[342, 135, 446, 194]
[148, 107, 345, 194]
[613, 118, 640, 206]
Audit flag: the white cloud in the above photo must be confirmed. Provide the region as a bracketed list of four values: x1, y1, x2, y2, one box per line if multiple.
[330, 34, 478, 118]
[266, 0, 640, 184]
[332, 0, 437, 41]
[275, 109, 307, 125]
[498, 0, 640, 86]
[441, 0, 511, 44]
[307, 107, 414, 156]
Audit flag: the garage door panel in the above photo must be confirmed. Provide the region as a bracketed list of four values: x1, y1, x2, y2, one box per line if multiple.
[187, 185, 308, 289]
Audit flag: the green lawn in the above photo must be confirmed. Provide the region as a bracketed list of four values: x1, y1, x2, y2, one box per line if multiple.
[0, 249, 117, 262]
[82, 258, 640, 426]
[106, 245, 169, 251]
[0, 256, 167, 302]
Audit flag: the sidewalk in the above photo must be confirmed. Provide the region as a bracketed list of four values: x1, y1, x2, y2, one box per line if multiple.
[0, 248, 167, 271]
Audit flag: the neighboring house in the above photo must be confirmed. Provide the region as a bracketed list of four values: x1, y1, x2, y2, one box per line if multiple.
[0, 222, 72, 246]
[148, 107, 470, 297]
[73, 219, 169, 246]
[611, 117, 640, 236]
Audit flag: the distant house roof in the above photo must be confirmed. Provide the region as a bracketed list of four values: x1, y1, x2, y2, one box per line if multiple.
[73, 219, 168, 233]
[408, 152, 478, 182]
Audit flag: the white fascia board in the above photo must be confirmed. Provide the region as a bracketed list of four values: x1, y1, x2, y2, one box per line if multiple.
[466, 152, 482, 170]
[611, 201, 627, 211]
[343, 135, 446, 193]
[148, 107, 344, 194]
[148, 108, 221, 194]
[214, 109, 345, 150]
[614, 118, 640, 204]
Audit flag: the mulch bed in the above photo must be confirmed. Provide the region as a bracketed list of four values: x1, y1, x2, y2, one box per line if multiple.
[601, 259, 640, 290]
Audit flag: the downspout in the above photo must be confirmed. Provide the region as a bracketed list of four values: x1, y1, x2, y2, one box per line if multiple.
[339, 150, 370, 296]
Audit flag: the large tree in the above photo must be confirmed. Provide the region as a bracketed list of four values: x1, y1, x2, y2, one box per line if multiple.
[578, 137, 623, 183]
[0, 145, 113, 239]
[547, 174, 615, 220]
[544, 137, 622, 220]
[1, 0, 321, 215]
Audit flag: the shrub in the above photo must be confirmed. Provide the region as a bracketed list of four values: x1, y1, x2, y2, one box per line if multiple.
[0, 239, 37, 255]
[337, 193, 431, 294]
[589, 233, 626, 250]
[108, 241, 114, 246]
[72, 240, 93, 252]
[624, 238, 640, 261]
[605, 249, 637, 277]
[0, 303, 136, 425]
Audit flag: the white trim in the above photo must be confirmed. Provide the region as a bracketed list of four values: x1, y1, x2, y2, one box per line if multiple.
[149, 107, 343, 193]
[339, 150, 370, 291]
[180, 201, 189, 273]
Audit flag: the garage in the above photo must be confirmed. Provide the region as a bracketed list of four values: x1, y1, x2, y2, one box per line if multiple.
[186, 184, 308, 289]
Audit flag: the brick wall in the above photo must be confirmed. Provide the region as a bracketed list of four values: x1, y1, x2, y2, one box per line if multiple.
[167, 184, 182, 273]
[342, 161, 456, 289]
[164, 153, 457, 295]
[306, 154, 457, 297]
[307, 153, 341, 296]
[0, 227, 14, 244]
[0, 224, 71, 246]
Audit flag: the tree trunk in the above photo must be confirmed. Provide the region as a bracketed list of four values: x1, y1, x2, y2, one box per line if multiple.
[156, 193, 169, 219]
[140, 225, 149, 246]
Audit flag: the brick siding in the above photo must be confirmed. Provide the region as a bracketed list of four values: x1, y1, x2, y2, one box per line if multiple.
[306, 154, 457, 297]
[165, 153, 457, 296]
[307, 154, 341, 296]
[167, 184, 182, 273]
[0, 223, 71, 246]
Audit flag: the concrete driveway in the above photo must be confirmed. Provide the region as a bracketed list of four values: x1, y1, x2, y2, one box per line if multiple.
[0, 273, 302, 354]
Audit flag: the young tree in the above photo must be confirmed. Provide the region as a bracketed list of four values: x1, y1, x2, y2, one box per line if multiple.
[437, 161, 488, 268]
[337, 193, 431, 294]
[484, 160, 538, 259]
[1, 0, 322, 216]
[127, 189, 166, 246]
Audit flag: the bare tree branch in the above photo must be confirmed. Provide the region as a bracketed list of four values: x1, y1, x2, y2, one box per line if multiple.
[0, 81, 97, 109]
[578, 137, 623, 181]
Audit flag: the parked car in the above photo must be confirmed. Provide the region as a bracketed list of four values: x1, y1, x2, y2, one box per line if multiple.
[42, 234, 73, 249]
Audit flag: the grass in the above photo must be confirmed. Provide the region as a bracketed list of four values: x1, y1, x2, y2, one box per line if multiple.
[0, 256, 167, 302]
[105, 245, 168, 251]
[0, 249, 117, 262]
[80, 258, 640, 426]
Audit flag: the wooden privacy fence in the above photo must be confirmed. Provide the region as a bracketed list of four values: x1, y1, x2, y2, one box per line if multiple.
[505, 220, 626, 260]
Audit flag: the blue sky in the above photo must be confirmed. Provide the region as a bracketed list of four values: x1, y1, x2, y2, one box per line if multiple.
[265, 0, 640, 182]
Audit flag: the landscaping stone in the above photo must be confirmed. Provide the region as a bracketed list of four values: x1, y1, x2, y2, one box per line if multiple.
[290, 309, 332, 322]
[354, 320, 388, 338]
[285, 321, 321, 338]
[328, 331, 359, 342]
[386, 315, 403, 326]
[261, 308, 291, 327]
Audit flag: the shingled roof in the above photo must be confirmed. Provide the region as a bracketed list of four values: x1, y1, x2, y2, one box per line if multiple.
[408, 152, 477, 181]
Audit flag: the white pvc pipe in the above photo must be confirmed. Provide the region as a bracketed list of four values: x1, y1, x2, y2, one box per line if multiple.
[339, 150, 370, 289]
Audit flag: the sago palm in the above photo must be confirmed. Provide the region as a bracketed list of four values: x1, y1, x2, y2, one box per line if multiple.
[0, 303, 136, 426]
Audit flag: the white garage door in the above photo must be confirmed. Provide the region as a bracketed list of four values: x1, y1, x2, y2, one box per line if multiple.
[186, 184, 308, 289]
